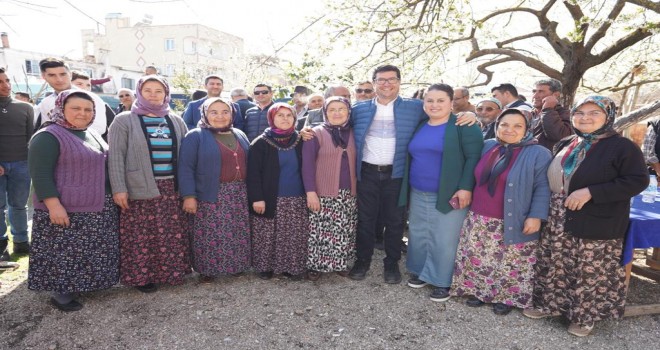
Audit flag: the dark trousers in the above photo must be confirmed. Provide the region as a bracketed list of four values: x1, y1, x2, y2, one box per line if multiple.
[356, 165, 405, 267]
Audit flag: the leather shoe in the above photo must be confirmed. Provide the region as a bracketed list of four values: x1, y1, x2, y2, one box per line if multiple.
[50, 298, 83, 312]
[13, 241, 30, 254]
[492, 303, 513, 315]
[257, 271, 273, 280]
[348, 261, 369, 281]
[383, 264, 402, 284]
[307, 271, 321, 281]
[465, 296, 485, 307]
[135, 283, 158, 293]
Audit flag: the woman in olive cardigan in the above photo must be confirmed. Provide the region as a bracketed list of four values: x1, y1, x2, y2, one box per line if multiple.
[398, 84, 484, 302]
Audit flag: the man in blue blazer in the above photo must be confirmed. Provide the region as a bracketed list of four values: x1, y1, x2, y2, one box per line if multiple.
[183, 75, 243, 130]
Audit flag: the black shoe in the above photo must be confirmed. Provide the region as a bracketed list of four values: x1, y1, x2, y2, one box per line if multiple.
[383, 264, 402, 284]
[257, 271, 273, 280]
[374, 239, 385, 251]
[407, 275, 428, 289]
[348, 261, 370, 281]
[429, 287, 451, 302]
[0, 261, 20, 270]
[283, 272, 303, 281]
[50, 298, 83, 312]
[135, 283, 158, 293]
[400, 240, 407, 254]
[465, 296, 485, 307]
[492, 303, 513, 315]
[0, 240, 9, 261]
[13, 241, 30, 255]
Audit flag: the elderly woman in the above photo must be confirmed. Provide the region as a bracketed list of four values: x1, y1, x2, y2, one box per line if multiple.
[178, 98, 251, 283]
[302, 97, 357, 281]
[247, 102, 308, 280]
[115, 88, 134, 114]
[451, 108, 552, 315]
[524, 96, 648, 336]
[28, 90, 119, 311]
[109, 75, 190, 293]
[398, 83, 483, 302]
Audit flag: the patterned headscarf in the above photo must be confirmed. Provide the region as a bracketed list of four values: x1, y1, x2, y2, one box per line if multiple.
[479, 108, 537, 196]
[131, 75, 171, 117]
[322, 97, 352, 148]
[263, 102, 298, 147]
[42, 89, 96, 131]
[562, 95, 618, 177]
[198, 97, 234, 133]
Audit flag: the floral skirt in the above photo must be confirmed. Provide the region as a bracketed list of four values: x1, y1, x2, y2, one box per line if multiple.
[250, 196, 309, 275]
[119, 179, 191, 286]
[306, 189, 357, 272]
[28, 195, 120, 293]
[532, 192, 627, 325]
[451, 211, 538, 308]
[191, 181, 251, 276]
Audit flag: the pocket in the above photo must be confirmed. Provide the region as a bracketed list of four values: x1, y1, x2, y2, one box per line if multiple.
[126, 170, 146, 190]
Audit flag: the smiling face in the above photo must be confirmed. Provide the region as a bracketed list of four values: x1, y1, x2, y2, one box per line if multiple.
[63, 96, 94, 129]
[496, 112, 527, 144]
[206, 101, 232, 129]
[355, 82, 375, 101]
[476, 101, 501, 125]
[325, 101, 349, 126]
[205, 78, 223, 97]
[307, 95, 324, 110]
[531, 84, 556, 109]
[72, 78, 92, 91]
[141, 80, 166, 106]
[374, 70, 400, 103]
[423, 89, 452, 121]
[572, 102, 607, 134]
[273, 108, 295, 130]
[253, 86, 273, 106]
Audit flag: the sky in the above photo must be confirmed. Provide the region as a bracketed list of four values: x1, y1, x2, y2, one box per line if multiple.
[0, 0, 324, 59]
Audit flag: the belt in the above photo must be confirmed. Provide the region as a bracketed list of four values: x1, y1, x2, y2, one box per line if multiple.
[362, 161, 393, 172]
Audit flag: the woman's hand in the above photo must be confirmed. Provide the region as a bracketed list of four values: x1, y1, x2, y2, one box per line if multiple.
[522, 218, 541, 235]
[307, 192, 321, 212]
[113, 192, 130, 211]
[252, 201, 266, 215]
[453, 189, 472, 209]
[300, 127, 315, 141]
[182, 197, 198, 215]
[564, 187, 592, 211]
[43, 198, 70, 227]
[456, 112, 477, 126]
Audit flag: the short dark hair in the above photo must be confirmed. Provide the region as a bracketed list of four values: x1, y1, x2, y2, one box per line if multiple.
[191, 89, 207, 100]
[0, 67, 5, 74]
[491, 83, 519, 97]
[15, 92, 30, 99]
[71, 70, 90, 81]
[204, 75, 224, 85]
[427, 83, 454, 100]
[372, 65, 401, 82]
[39, 58, 69, 73]
[534, 78, 562, 93]
[254, 83, 272, 92]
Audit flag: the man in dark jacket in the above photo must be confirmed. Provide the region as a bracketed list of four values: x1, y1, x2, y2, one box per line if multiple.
[230, 87, 256, 120]
[243, 83, 274, 142]
[530, 78, 573, 150]
[183, 75, 243, 131]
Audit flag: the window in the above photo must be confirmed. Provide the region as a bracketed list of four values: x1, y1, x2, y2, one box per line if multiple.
[121, 78, 135, 90]
[25, 59, 39, 75]
[164, 64, 175, 76]
[164, 38, 175, 51]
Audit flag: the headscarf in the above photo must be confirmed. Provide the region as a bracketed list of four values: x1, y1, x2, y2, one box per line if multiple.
[198, 97, 233, 133]
[42, 89, 96, 131]
[263, 102, 298, 148]
[562, 95, 618, 177]
[322, 97, 352, 148]
[131, 75, 171, 117]
[479, 108, 537, 196]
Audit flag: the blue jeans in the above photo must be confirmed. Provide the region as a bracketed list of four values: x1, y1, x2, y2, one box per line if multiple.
[0, 160, 31, 243]
[406, 188, 467, 287]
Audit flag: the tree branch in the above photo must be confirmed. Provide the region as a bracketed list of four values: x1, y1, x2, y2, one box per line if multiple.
[496, 31, 545, 47]
[611, 78, 660, 92]
[613, 100, 660, 132]
[626, 0, 660, 12]
[585, 0, 626, 52]
[466, 48, 561, 79]
[590, 27, 654, 66]
[465, 57, 518, 89]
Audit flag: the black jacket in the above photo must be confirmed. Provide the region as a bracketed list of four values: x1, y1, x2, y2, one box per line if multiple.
[554, 134, 649, 240]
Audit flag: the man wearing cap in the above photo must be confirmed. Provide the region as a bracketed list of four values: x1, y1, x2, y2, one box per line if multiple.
[182, 75, 243, 130]
[476, 98, 502, 140]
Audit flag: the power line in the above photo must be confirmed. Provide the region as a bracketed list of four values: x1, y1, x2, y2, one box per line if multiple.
[62, 0, 104, 27]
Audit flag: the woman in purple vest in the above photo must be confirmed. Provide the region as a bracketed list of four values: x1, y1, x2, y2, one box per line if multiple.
[302, 97, 357, 281]
[108, 75, 190, 293]
[178, 98, 252, 283]
[28, 90, 119, 312]
[247, 103, 308, 280]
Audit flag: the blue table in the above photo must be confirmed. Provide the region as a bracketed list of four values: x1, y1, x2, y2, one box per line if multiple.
[623, 195, 660, 266]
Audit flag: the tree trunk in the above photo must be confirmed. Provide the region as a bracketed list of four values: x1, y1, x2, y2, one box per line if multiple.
[613, 100, 660, 132]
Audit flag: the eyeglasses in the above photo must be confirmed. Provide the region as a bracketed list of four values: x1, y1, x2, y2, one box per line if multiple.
[355, 89, 373, 94]
[327, 107, 348, 114]
[573, 111, 604, 118]
[119, 94, 130, 98]
[253, 90, 270, 95]
[476, 107, 496, 112]
[374, 77, 400, 85]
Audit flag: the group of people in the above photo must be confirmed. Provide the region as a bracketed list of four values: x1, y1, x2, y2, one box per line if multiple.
[0, 59, 651, 338]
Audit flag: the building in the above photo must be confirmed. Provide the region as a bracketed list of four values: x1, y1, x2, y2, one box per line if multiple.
[81, 13, 245, 91]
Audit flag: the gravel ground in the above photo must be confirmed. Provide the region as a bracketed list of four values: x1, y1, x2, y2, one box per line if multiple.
[1, 248, 659, 350]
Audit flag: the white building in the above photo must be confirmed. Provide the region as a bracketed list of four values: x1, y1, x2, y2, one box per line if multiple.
[81, 13, 245, 92]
